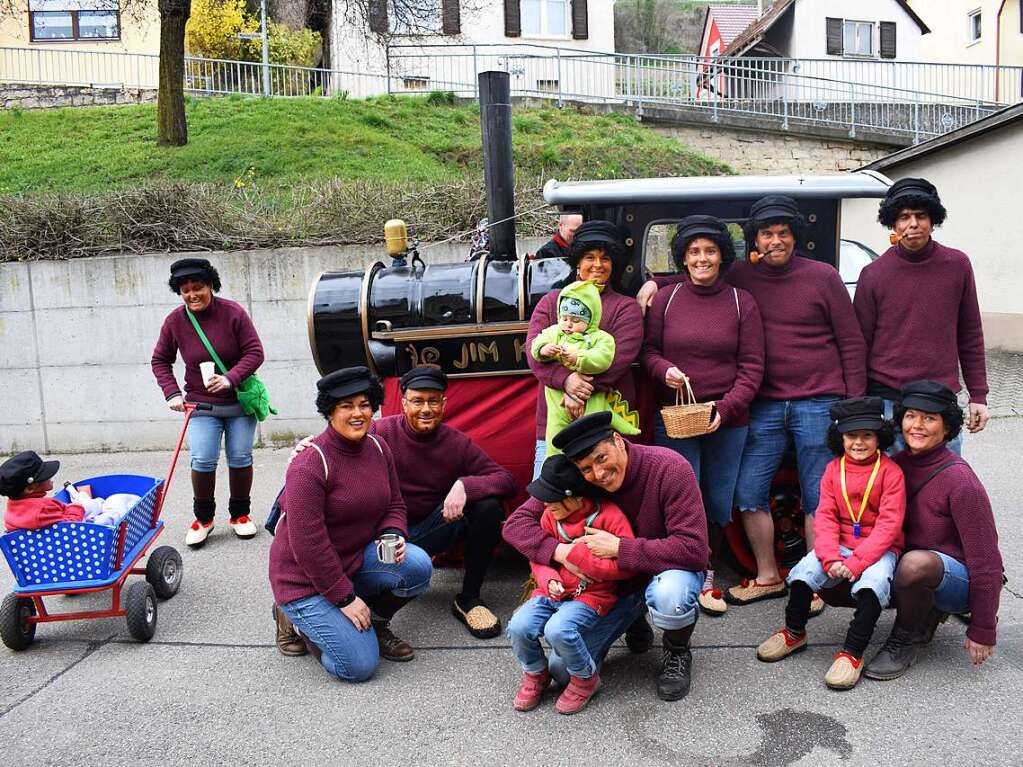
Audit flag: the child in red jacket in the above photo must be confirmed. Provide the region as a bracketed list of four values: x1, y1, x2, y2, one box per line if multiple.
[756, 397, 906, 690]
[507, 454, 635, 715]
[1, 451, 86, 532]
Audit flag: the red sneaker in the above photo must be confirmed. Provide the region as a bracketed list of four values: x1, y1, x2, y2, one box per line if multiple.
[555, 672, 601, 715]
[513, 670, 551, 712]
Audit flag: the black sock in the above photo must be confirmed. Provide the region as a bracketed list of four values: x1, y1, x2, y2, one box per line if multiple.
[843, 589, 883, 658]
[785, 580, 813, 635]
[457, 497, 504, 606]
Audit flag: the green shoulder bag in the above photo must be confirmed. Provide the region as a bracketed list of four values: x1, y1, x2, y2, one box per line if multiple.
[186, 308, 278, 422]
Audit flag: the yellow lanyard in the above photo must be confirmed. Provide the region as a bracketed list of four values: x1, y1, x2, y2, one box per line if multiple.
[839, 452, 881, 539]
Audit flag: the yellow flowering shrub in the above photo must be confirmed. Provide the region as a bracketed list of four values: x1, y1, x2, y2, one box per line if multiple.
[186, 0, 259, 61]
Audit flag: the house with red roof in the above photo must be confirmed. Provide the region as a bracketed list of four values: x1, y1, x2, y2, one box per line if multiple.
[696, 4, 759, 98]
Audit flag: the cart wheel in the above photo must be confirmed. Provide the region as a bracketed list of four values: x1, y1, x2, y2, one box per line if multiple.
[125, 581, 158, 642]
[146, 546, 183, 600]
[0, 593, 37, 651]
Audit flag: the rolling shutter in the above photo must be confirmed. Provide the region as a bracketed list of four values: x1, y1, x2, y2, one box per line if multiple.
[504, 0, 520, 37]
[826, 17, 843, 55]
[442, 0, 460, 34]
[368, 0, 388, 34]
[879, 21, 897, 59]
[572, 0, 588, 40]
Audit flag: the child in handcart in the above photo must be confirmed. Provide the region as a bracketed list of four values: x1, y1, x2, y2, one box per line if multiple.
[1, 451, 87, 532]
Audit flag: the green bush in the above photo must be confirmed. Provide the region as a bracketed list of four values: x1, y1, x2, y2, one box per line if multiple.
[425, 90, 456, 106]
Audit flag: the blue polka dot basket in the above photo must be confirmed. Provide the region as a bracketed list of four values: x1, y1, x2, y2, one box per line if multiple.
[0, 475, 163, 590]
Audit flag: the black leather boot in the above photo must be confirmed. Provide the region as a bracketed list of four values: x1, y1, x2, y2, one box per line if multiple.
[864, 626, 919, 680]
[656, 632, 693, 702]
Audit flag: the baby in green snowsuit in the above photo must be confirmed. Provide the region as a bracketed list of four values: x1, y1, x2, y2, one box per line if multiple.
[531, 280, 640, 455]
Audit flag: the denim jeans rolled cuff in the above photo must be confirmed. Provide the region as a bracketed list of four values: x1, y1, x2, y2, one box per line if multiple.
[186, 413, 257, 472]
[351, 541, 433, 599]
[929, 550, 970, 614]
[280, 594, 380, 683]
[786, 547, 897, 607]
[508, 597, 600, 678]
[645, 569, 704, 631]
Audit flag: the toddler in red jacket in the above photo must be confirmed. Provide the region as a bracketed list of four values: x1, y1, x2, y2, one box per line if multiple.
[1, 451, 86, 532]
[756, 397, 906, 690]
[507, 454, 635, 715]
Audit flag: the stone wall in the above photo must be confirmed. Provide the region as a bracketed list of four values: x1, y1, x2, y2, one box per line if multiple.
[1, 83, 157, 111]
[654, 124, 892, 175]
[0, 239, 546, 455]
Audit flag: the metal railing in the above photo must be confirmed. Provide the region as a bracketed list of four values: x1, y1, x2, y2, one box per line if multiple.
[4, 43, 1021, 141]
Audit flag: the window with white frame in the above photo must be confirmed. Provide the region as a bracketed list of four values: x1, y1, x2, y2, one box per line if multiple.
[521, 0, 569, 37]
[29, 0, 119, 41]
[843, 20, 874, 56]
[968, 9, 982, 43]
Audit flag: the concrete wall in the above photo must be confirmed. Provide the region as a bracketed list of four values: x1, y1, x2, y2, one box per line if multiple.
[0, 238, 546, 455]
[654, 124, 891, 174]
[842, 121, 1023, 352]
[1, 82, 156, 109]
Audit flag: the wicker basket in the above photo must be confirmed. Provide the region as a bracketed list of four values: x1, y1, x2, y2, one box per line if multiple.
[660, 377, 715, 439]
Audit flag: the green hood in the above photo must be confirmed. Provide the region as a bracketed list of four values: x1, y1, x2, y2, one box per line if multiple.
[557, 280, 602, 333]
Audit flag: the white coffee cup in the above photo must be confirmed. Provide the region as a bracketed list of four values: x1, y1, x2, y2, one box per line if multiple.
[200, 361, 216, 387]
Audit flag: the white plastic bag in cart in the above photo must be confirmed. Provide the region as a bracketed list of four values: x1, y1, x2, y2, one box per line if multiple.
[85, 493, 142, 527]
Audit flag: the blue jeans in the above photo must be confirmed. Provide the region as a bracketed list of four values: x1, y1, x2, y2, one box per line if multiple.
[187, 413, 257, 472]
[545, 569, 704, 686]
[654, 417, 748, 528]
[734, 396, 839, 516]
[882, 398, 963, 456]
[280, 542, 433, 682]
[786, 546, 897, 607]
[508, 597, 601, 678]
[929, 550, 970, 614]
[533, 439, 546, 481]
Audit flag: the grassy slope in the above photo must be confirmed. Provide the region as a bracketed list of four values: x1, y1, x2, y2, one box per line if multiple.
[0, 94, 730, 195]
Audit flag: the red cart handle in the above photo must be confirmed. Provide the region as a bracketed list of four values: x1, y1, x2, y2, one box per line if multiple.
[152, 402, 213, 522]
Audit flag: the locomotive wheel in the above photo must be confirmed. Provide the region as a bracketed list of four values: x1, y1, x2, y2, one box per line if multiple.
[146, 546, 183, 600]
[125, 582, 158, 642]
[0, 593, 37, 651]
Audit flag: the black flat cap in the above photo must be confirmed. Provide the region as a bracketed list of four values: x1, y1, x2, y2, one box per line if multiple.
[0, 451, 60, 497]
[900, 380, 957, 413]
[400, 366, 448, 392]
[552, 411, 615, 460]
[526, 454, 591, 503]
[572, 220, 626, 250]
[830, 396, 885, 434]
[675, 215, 728, 245]
[317, 366, 374, 399]
[884, 177, 941, 207]
[748, 195, 800, 226]
[169, 257, 213, 280]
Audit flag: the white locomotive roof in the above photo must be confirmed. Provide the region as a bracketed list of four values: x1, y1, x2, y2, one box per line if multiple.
[543, 171, 892, 206]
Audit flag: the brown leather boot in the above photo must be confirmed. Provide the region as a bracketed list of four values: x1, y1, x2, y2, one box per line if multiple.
[372, 620, 415, 662]
[273, 604, 308, 657]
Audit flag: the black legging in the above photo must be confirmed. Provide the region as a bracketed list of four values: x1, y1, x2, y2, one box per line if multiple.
[890, 550, 946, 632]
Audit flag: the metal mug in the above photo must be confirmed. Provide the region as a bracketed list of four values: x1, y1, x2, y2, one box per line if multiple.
[376, 533, 401, 564]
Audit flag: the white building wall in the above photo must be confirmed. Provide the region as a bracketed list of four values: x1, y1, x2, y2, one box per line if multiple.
[841, 124, 1023, 351]
[788, 0, 923, 60]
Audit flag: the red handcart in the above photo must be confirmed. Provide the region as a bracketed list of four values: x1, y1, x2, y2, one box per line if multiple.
[0, 403, 208, 650]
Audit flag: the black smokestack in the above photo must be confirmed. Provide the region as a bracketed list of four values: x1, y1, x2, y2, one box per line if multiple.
[478, 70, 516, 261]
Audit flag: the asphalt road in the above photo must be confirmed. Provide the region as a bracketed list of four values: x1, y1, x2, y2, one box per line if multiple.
[2, 418, 1022, 767]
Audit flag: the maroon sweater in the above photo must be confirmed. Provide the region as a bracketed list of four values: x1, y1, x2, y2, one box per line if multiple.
[895, 444, 1002, 646]
[527, 286, 644, 440]
[503, 442, 709, 582]
[268, 426, 407, 606]
[371, 415, 516, 525]
[854, 239, 988, 404]
[151, 297, 265, 406]
[655, 255, 865, 399]
[641, 278, 765, 426]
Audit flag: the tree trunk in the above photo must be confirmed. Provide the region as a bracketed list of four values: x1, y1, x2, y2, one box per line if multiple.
[157, 0, 191, 147]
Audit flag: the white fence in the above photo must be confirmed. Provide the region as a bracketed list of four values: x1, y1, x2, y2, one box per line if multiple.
[3, 43, 1021, 141]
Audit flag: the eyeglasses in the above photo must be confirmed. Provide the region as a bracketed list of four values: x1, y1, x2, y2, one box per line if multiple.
[404, 397, 444, 410]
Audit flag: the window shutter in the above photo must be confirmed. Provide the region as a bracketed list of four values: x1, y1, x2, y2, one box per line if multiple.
[368, 0, 388, 34]
[504, 0, 521, 37]
[572, 0, 588, 40]
[826, 17, 843, 55]
[879, 21, 896, 59]
[442, 0, 460, 34]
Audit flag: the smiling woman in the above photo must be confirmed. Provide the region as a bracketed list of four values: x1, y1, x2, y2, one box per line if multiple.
[150, 257, 265, 547]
